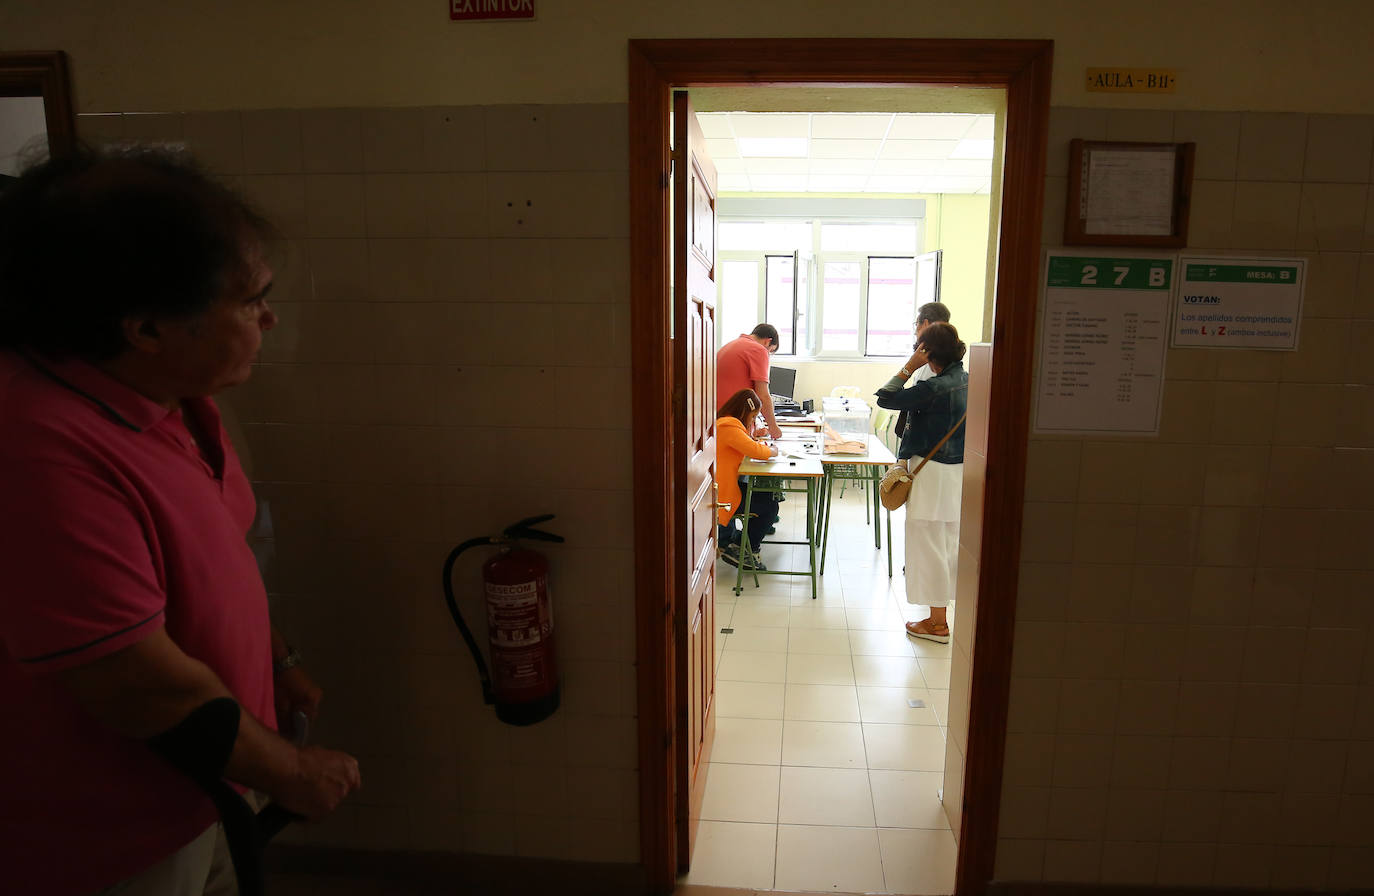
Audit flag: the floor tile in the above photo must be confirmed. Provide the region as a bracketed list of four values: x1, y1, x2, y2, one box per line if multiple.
[878, 827, 958, 894]
[711, 717, 783, 765]
[788, 627, 852, 655]
[852, 654, 928, 689]
[781, 720, 868, 768]
[906, 636, 953, 658]
[846, 606, 906, 630]
[928, 689, 951, 725]
[778, 766, 875, 826]
[783, 683, 861, 722]
[788, 605, 849, 629]
[850, 628, 918, 657]
[699, 762, 781, 824]
[857, 686, 940, 725]
[714, 680, 785, 720]
[731, 604, 791, 628]
[918, 657, 952, 689]
[863, 722, 947, 771]
[682, 820, 776, 889]
[868, 769, 950, 828]
[717, 650, 787, 683]
[774, 825, 885, 893]
[785, 653, 856, 686]
[720, 625, 789, 653]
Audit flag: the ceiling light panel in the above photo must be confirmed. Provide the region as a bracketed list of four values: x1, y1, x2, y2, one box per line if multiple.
[809, 138, 882, 159]
[810, 113, 892, 139]
[744, 157, 809, 175]
[705, 138, 739, 159]
[737, 136, 809, 158]
[887, 113, 977, 140]
[713, 157, 747, 174]
[728, 112, 811, 138]
[964, 115, 996, 140]
[879, 139, 958, 160]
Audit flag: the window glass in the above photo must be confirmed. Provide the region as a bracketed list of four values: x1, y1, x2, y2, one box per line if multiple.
[795, 256, 811, 355]
[820, 222, 917, 254]
[866, 257, 917, 356]
[765, 255, 795, 354]
[821, 261, 860, 353]
[720, 260, 759, 341]
[718, 220, 811, 252]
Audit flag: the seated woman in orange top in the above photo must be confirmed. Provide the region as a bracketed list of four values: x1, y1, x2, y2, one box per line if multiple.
[716, 388, 780, 570]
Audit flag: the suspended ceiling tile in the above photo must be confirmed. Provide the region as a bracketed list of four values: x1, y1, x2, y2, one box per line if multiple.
[921, 175, 987, 193]
[737, 136, 808, 158]
[873, 158, 946, 175]
[810, 138, 882, 159]
[809, 158, 876, 175]
[808, 174, 871, 192]
[879, 139, 959, 160]
[696, 113, 735, 139]
[887, 113, 978, 140]
[749, 173, 810, 191]
[938, 159, 995, 178]
[705, 138, 739, 159]
[744, 157, 809, 175]
[717, 173, 752, 192]
[810, 113, 892, 139]
[950, 138, 995, 160]
[728, 112, 811, 138]
[865, 175, 924, 193]
[964, 115, 997, 140]
[714, 157, 747, 174]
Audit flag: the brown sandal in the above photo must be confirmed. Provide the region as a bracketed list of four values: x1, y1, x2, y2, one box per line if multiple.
[905, 619, 950, 644]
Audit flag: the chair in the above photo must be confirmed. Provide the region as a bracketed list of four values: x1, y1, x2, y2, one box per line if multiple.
[873, 407, 898, 453]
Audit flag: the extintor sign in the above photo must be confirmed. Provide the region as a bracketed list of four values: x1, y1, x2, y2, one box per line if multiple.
[450, 0, 535, 21]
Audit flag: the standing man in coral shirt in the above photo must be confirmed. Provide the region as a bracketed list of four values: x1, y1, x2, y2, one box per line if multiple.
[716, 323, 782, 439]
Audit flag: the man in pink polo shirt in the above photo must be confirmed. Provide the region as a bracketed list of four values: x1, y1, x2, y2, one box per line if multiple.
[0, 147, 360, 895]
[716, 323, 782, 439]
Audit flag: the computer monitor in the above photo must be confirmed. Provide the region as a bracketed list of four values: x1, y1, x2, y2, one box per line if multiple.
[770, 365, 796, 400]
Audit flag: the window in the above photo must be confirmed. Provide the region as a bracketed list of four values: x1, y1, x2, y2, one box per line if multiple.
[718, 217, 934, 358]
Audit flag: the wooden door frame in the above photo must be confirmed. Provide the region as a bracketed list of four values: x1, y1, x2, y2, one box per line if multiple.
[629, 38, 1053, 896]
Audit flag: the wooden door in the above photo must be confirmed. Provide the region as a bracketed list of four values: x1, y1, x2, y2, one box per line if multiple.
[673, 90, 718, 870]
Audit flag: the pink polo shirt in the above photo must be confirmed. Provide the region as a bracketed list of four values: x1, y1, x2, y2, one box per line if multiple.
[716, 334, 771, 414]
[0, 351, 276, 895]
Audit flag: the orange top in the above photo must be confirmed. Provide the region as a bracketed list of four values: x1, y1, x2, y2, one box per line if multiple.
[715, 416, 775, 526]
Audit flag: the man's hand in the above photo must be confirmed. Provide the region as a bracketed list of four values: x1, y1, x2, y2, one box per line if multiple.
[275, 745, 362, 822]
[768, 421, 783, 439]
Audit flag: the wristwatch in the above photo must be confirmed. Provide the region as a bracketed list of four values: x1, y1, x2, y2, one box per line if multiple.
[274, 646, 303, 673]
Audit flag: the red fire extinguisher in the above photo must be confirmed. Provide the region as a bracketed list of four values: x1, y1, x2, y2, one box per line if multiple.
[442, 514, 563, 725]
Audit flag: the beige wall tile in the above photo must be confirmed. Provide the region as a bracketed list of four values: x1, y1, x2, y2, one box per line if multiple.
[1072, 503, 1137, 564]
[1184, 179, 1236, 249]
[1007, 675, 1059, 733]
[1105, 786, 1164, 840]
[1203, 444, 1271, 506]
[240, 109, 302, 174]
[300, 108, 364, 173]
[1226, 737, 1289, 791]
[1275, 844, 1334, 889]
[239, 174, 307, 237]
[1003, 732, 1056, 787]
[429, 237, 493, 300]
[1213, 348, 1282, 382]
[1264, 445, 1332, 508]
[1065, 564, 1130, 622]
[1174, 111, 1241, 181]
[182, 111, 243, 173]
[486, 238, 554, 301]
[1011, 621, 1067, 679]
[1105, 109, 1173, 143]
[484, 104, 554, 171]
[362, 108, 427, 172]
[1116, 679, 1178, 736]
[1181, 627, 1246, 683]
[1348, 321, 1374, 384]
[1232, 180, 1301, 249]
[1320, 509, 1374, 569]
[420, 106, 486, 172]
[1359, 253, 1374, 319]
[364, 173, 431, 237]
[994, 838, 1045, 880]
[1041, 838, 1101, 883]
[1297, 183, 1370, 251]
[1041, 174, 1067, 245]
[1056, 682, 1119, 735]
[1100, 840, 1158, 884]
[1190, 566, 1253, 624]
[1168, 736, 1231, 790]
[1305, 250, 1361, 319]
[1237, 112, 1307, 181]
[1046, 107, 1108, 178]
[1135, 505, 1197, 565]
[368, 239, 438, 300]
[1111, 736, 1172, 790]
[306, 238, 371, 301]
[1305, 114, 1374, 183]
[1211, 380, 1278, 444]
[1233, 682, 1298, 738]
[1023, 440, 1081, 502]
[1047, 785, 1108, 839]
[1241, 625, 1308, 682]
[1121, 623, 1186, 680]
[1137, 444, 1206, 505]
[304, 173, 367, 238]
[1130, 565, 1191, 622]
[77, 112, 128, 145]
[428, 172, 489, 237]
[120, 112, 184, 143]
[1076, 441, 1145, 503]
[1273, 382, 1351, 446]
[1176, 680, 1239, 735]
[1157, 379, 1215, 443]
[546, 104, 629, 172]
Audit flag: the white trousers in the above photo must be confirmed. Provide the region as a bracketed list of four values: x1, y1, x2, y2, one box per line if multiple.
[93, 793, 261, 896]
[904, 516, 959, 608]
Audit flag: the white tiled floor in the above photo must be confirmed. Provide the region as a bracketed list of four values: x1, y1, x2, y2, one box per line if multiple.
[683, 486, 957, 894]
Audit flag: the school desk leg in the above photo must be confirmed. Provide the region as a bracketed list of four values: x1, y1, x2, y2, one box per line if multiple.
[807, 478, 817, 599]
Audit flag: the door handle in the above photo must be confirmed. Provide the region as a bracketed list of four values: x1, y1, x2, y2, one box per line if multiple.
[710, 482, 731, 512]
[711, 502, 732, 511]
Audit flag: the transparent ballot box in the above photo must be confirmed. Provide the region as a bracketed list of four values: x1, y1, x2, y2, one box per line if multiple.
[820, 396, 870, 438]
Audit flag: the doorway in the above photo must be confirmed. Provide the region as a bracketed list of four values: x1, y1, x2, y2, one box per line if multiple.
[629, 38, 1053, 896]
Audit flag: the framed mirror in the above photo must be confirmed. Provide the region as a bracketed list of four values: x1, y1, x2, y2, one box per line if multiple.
[0, 51, 75, 187]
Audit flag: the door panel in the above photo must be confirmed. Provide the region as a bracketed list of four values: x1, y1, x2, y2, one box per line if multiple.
[674, 91, 718, 869]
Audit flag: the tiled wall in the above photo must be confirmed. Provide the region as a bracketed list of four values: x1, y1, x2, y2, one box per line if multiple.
[79, 105, 639, 861]
[997, 108, 1374, 888]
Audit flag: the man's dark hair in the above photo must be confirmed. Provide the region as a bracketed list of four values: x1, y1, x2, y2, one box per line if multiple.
[750, 323, 779, 347]
[0, 144, 272, 360]
[916, 302, 951, 326]
[922, 321, 967, 368]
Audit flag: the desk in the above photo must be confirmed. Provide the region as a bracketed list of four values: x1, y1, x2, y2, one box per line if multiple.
[734, 456, 824, 599]
[816, 435, 898, 577]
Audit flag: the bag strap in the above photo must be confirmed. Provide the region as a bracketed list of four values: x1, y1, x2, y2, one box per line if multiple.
[906, 411, 968, 479]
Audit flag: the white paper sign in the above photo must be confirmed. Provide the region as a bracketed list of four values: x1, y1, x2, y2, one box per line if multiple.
[1035, 253, 1172, 436]
[1171, 257, 1305, 350]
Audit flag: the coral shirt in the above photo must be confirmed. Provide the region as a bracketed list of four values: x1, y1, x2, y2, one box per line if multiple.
[715, 334, 771, 414]
[0, 351, 276, 895]
[714, 416, 775, 526]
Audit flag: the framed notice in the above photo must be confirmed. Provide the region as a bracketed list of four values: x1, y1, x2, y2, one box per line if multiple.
[1064, 139, 1195, 248]
[1035, 252, 1173, 436]
[1171, 257, 1306, 350]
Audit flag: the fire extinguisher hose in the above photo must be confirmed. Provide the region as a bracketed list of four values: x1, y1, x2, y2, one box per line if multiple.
[442, 536, 500, 706]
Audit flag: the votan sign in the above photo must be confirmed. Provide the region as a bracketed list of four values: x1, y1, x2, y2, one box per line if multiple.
[451, 0, 535, 21]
